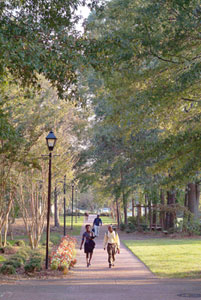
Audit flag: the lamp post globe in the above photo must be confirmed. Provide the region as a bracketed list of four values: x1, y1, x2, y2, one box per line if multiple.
[46, 131, 57, 151]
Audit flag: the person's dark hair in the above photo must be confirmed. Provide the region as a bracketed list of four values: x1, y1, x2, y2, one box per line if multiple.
[85, 224, 90, 230]
[97, 214, 99, 217]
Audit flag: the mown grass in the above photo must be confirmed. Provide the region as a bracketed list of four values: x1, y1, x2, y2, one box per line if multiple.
[124, 239, 201, 278]
[101, 216, 116, 225]
[60, 216, 84, 236]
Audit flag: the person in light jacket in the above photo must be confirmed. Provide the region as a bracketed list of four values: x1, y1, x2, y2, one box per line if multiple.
[103, 225, 120, 268]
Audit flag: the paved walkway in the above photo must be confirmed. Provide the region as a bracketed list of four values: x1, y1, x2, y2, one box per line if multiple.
[1, 215, 201, 300]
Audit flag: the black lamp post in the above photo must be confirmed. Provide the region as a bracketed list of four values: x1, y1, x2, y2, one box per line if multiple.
[71, 182, 74, 230]
[75, 187, 78, 223]
[54, 183, 59, 228]
[45, 130, 57, 269]
[63, 175, 66, 236]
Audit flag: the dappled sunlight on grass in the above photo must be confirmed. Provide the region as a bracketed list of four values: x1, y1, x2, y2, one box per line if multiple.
[60, 216, 84, 236]
[100, 216, 116, 225]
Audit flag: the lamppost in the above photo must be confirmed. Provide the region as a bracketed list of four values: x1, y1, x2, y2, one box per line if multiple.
[75, 187, 78, 223]
[71, 182, 74, 230]
[45, 130, 57, 269]
[63, 175, 66, 236]
[54, 182, 59, 228]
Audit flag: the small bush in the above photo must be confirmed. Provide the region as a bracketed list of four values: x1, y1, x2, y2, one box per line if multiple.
[0, 263, 16, 275]
[7, 258, 22, 269]
[24, 257, 42, 273]
[14, 240, 26, 247]
[128, 216, 147, 225]
[128, 222, 136, 232]
[182, 218, 201, 235]
[17, 249, 29, 261]
[120, 223, 126, 231]
[10, 255, 25, 266]
[4, 245, 17, 255]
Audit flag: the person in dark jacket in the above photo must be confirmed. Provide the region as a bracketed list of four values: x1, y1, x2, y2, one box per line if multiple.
[93, 215, 102, 237]
[80, 224, 95, 267]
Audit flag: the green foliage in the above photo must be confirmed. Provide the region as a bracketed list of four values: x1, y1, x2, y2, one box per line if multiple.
[14, 240, 26, 247]
[182, 218, 201, 236]
[0, 263, 16, 275]
[0, 0, 98, 99]
[0, 255, 5, 262]
[75, 0, 201, 224]
[17, 249, 30, 262]
[120, 223, 126, 231]
[24, 258, 42, 273]
[24, 252, 43, 273]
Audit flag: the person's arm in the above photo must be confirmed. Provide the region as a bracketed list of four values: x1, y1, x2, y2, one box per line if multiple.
[103, 232, 108, 250]
[80, 234, 85, 250]
[90, 232, 96, 239]
[100, 218, 102, 226]
[115, 233, 120, 253]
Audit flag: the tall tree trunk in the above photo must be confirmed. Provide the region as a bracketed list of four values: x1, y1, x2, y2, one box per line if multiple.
[188, 183, 199, 219]
[160, 189, 165, 230]
[123, 192, 128, 225]
[115, 197, 120, 228]
[132, 198, 135, 217]
[166, 190, 176, 229]
[145, 194, 148, 224]
[152, 204, 157, 226]
[148, 200, 152, 230]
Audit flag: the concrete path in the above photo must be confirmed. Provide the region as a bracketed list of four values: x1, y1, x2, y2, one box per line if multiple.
[1, 215, 201, 300]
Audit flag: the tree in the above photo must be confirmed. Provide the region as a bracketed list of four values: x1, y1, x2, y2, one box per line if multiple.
[74, 0, 201, 223]
[0, 0, 100, 99]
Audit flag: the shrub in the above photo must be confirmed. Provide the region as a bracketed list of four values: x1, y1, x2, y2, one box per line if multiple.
[8, 253, 26, 268]
[24, 257, 42, 273]
[120, 223, 126, 231]
[50, 235, 77, 270]
[127, 222, 136, 232]
[7, 258, 22, 269]
[182, 218, 201, 235]
[14, 240, 26, 247]
[17, 249, 29, 261]
[128, 216, 147, 225]
[0, 263, 16, 275]
[4, 245, 17, 255]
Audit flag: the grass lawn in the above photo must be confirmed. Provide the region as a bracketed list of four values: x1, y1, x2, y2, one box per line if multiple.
[101, 216, 116, 225]
[60, 216, 84, 236]
[124, 239, 201, 278]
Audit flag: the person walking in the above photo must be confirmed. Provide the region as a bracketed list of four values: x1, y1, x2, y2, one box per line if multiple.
[103, 225, 120, 268]
[93, 214, 102, 237]
[80, 224, 95, 267]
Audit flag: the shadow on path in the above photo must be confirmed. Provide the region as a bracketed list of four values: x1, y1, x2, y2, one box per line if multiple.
[1, 215, 201, 300]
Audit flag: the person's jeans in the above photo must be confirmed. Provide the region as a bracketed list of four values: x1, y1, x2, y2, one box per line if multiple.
[107, 243, 116, 264]
[94, 225, 100, 236]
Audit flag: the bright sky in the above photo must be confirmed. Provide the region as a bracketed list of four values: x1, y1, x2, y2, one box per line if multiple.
[76, 5, 91, 32]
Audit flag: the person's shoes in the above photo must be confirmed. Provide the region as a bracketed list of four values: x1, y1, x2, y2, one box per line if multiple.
[112, 264, 114, 267]
[109, 263, 112, 268]
[87, 262, 90, 267]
